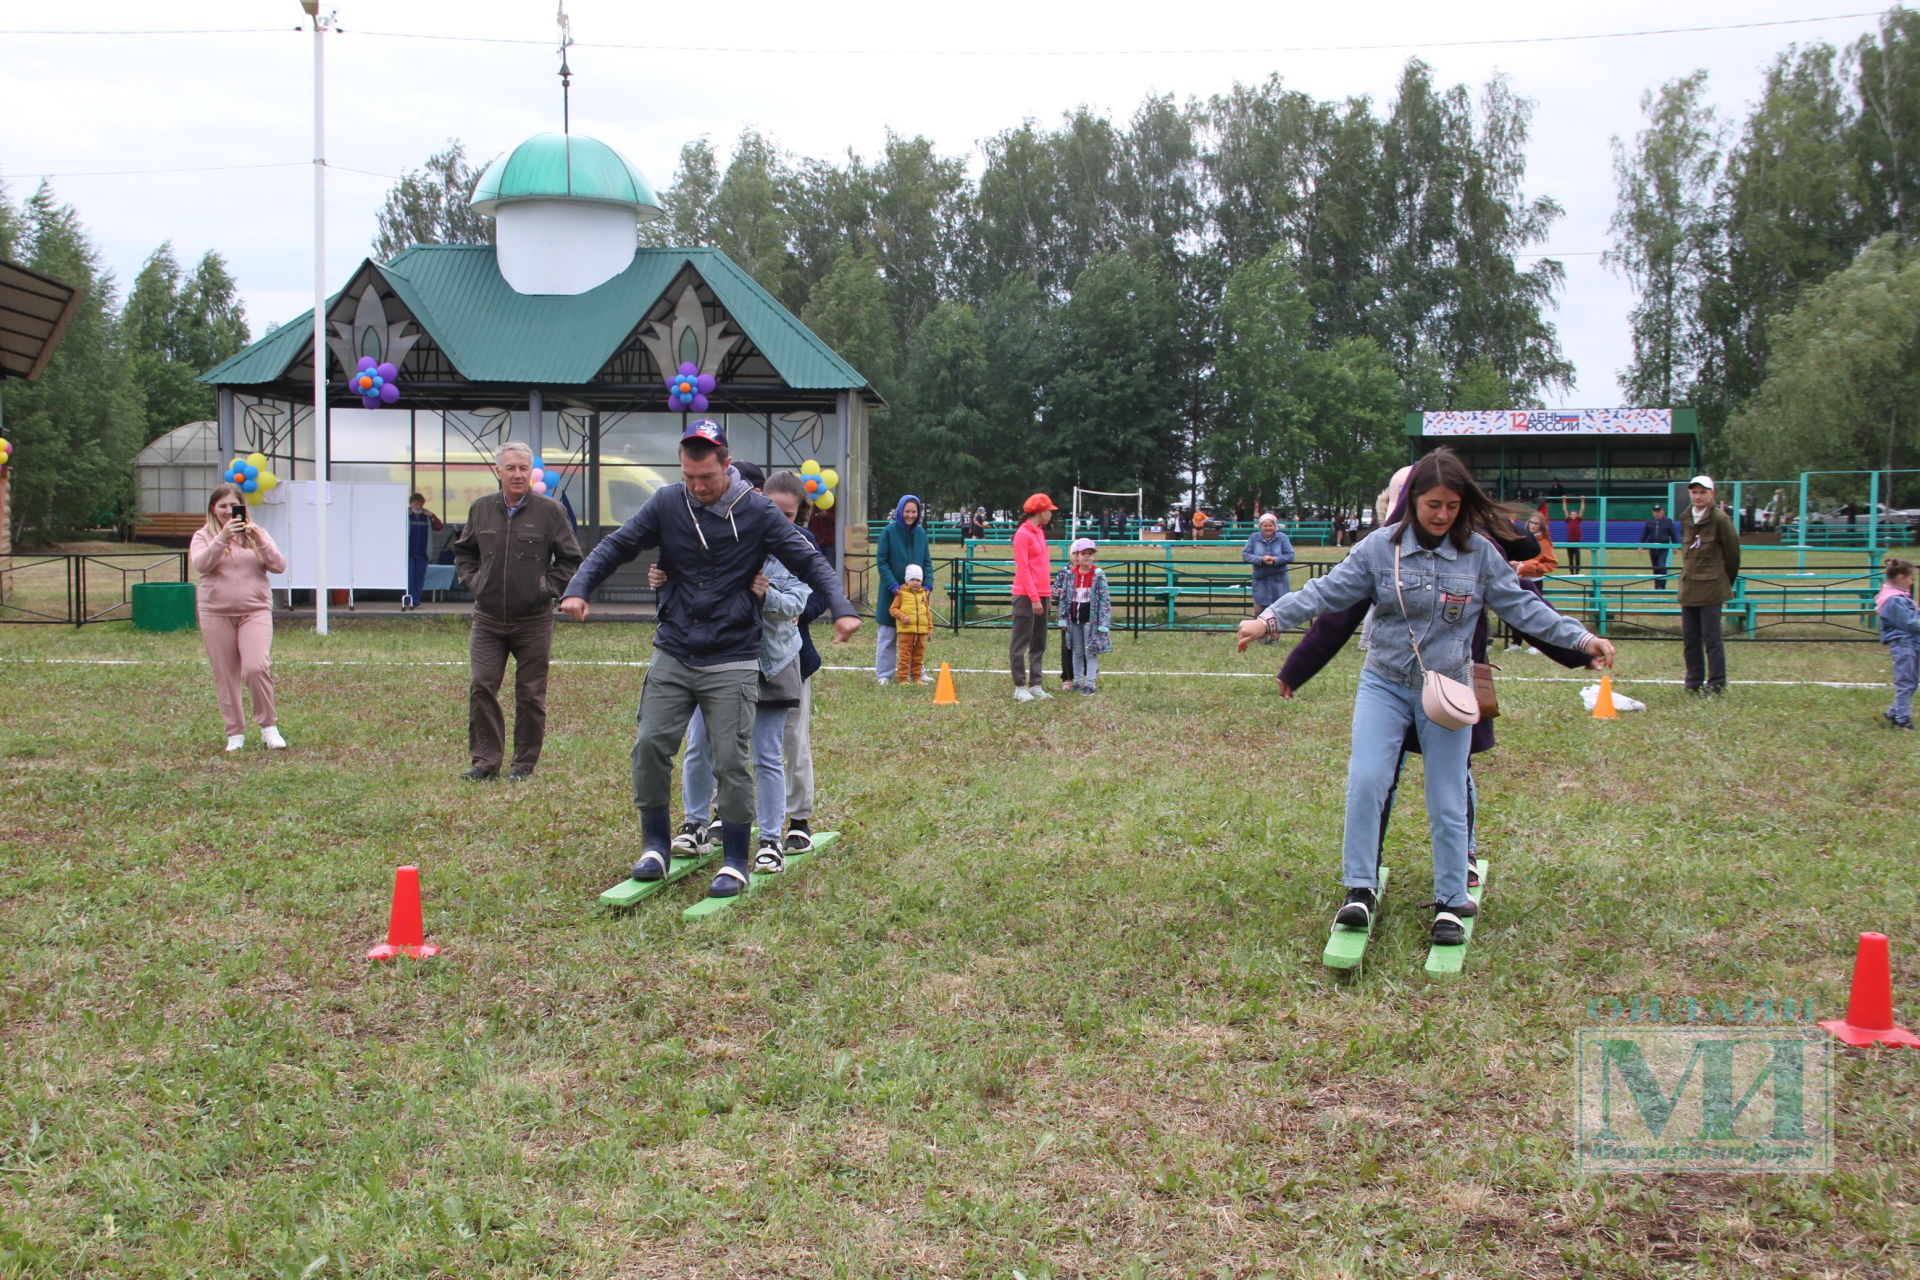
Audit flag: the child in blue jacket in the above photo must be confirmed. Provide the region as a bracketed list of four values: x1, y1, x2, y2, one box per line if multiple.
[1877, 556, 1920, 730]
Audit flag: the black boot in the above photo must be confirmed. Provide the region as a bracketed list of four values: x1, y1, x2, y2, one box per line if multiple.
[708, 820, 752, 896]
[631, 806, 673, 880]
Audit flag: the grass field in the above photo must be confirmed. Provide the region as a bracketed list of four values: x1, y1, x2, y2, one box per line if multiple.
[2, 618, 1916, 1279]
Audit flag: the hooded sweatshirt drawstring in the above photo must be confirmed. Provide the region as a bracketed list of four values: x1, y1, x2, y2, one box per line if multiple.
[684, 482, 746, 550]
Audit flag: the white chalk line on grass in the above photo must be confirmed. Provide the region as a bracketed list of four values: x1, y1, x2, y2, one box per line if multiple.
[7, 656, 1890, 689]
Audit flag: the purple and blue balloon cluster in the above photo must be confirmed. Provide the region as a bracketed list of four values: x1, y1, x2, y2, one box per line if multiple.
[353, 357, 401, 408]
[665, 361, 716, 413]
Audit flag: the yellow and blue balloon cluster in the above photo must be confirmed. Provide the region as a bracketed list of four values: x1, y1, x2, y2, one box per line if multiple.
[224, 453, 280, 505]
[798, 459, 839, 512]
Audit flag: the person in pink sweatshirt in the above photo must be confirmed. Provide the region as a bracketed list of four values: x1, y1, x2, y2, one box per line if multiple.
[1010, 492, 1056, 702]
[190, 484, 289, 752]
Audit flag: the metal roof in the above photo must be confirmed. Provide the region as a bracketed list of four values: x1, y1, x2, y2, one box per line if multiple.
[0, 257, 87, 381]
[199, 246, 873, 395]
[470, 133, 663, 219]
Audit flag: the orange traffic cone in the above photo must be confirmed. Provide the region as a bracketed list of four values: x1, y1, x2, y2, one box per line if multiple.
[1819, 932, 1919, 1046]
[1592, 675, 1618, 719]
[933, 662, 959, 705]
[367, 865, 442, 960]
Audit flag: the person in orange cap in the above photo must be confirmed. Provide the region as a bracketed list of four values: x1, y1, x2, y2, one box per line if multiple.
[1010, 493, 1057, 701]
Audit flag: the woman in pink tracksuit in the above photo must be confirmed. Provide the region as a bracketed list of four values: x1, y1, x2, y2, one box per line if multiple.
[1010, 492, 1056, 701]
[190, 484, 289, 752]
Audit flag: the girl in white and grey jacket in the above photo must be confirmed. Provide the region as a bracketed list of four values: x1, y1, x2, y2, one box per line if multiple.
[1238, 448, 1616, 946]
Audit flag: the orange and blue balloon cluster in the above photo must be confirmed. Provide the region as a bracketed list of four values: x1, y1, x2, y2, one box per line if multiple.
[666, 360, 716, 413]
[353, 356, 401, 408]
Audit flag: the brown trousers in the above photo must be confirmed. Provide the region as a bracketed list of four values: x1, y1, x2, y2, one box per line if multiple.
[895, 633, 928, 683]
[469, 612, 554, 772]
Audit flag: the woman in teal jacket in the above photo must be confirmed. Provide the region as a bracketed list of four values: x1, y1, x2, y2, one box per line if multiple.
[874, 494, 932, 683]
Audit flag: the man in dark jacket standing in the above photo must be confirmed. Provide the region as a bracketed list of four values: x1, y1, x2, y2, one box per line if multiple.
[452, 442, 583, 782]
[1640, 503, 1680, 588]
[1678, 476, 1740, 695]
[560, 421, 859, 895]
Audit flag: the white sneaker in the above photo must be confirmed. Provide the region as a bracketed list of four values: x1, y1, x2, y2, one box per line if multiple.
[1029, 685, 1053, 700]
[876, 677, 891, 686]
[261, 726, 288, 749]
[1013, 686, 1034, 702]
[224, 734, 246, 753]
[1525, 646, 1542, 656]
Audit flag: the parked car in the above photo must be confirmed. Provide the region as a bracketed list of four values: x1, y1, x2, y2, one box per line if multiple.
[1789, 503, 1920, 539]
[1800, 501, 1919, 523]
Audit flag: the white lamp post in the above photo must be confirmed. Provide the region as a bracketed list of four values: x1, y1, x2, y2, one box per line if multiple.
[300, 1, 333, 634]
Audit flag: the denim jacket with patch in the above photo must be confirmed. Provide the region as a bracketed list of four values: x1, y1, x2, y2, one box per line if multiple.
[1261, 523, 1593, 690]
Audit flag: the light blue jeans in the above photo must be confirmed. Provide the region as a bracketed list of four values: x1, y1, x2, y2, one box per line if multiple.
[874, 622, 898, 681]
[1892, 645, 1917, 722]
[1379, 752, 1478, 862]
[1064, 621, 1101, 689]
[683, 700, 788, 835]
[1343, 667, 1472, 909]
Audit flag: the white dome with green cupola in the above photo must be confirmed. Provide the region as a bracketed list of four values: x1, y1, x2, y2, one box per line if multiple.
[472, 133, 664, 296]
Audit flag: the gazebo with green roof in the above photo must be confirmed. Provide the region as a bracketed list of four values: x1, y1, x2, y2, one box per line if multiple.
[200, 240, 883, 594]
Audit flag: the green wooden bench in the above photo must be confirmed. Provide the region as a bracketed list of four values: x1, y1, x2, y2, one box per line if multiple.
[1535, 570, 1881, 637]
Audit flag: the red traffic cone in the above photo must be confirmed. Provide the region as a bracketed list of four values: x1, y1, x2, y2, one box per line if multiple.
[1819, 932, 1919, 1047]
[367, 865, 442, 961]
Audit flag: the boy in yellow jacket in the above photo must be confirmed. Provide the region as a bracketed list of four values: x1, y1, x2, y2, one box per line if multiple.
[888, 563, 934, 684]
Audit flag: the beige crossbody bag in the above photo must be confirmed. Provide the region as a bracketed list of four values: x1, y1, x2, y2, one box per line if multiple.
[1392, 541, 1481, 730]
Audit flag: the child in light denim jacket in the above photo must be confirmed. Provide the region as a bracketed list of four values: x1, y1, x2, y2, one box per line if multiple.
[1877, 556, 1920, 730]
[1052, 538, 1112, 693]
[1238, 448, 1615, 947]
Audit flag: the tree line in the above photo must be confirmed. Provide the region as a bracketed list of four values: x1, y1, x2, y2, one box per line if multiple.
[387, 60, 1571, 519]
[1608, 6, 1920, 501]
[1, 179, 249, 545]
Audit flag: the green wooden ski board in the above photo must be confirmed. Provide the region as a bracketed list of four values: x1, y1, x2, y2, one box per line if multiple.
[1322, 866, 1388, 970]
[1423, 858, 1487, 975]
[598, 848, 718, 909]
[681, 831, 840, 920]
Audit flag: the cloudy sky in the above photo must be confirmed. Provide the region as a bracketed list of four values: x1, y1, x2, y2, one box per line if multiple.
[0, 1, 1894, 406]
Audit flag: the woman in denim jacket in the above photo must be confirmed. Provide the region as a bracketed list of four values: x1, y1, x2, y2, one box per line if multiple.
[1237, 449, 1616, 946]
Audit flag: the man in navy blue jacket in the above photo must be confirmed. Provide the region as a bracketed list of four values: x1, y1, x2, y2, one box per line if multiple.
[560, 421, 858, 894]
[1640, 504, 1681, 588]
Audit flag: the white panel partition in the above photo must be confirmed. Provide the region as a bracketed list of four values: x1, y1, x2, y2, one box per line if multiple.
[259, 481, 409, 593]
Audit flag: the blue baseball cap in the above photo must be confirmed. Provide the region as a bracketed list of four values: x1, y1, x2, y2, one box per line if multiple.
[680, 419, 727, 448]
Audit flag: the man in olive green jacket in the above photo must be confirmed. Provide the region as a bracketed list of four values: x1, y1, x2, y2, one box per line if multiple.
[452, 442, 582, 780]
[1677, 475, 1740, 695]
